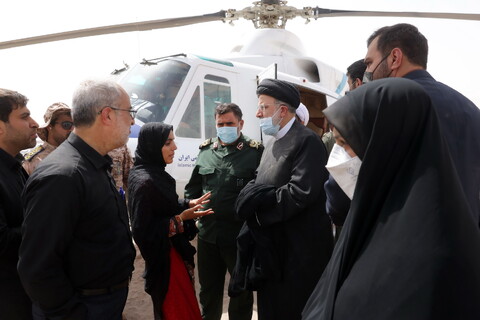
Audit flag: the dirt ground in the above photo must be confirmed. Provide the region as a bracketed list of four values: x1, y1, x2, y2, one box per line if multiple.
[122, 241, 258, 319]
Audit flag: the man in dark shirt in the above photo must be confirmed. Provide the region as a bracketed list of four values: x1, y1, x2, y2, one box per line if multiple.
[364, 23, 480, 225]
[18, 79, 136, 319]
[0, 88, 39, 319]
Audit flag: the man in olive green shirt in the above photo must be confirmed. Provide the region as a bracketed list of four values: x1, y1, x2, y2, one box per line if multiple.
[185, 103, 263, 320]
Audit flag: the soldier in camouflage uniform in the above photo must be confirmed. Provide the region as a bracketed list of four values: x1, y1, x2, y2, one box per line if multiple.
[108, 144, 133, 193]
[22, 102, 73, 175]
[185, 103, 263, 320]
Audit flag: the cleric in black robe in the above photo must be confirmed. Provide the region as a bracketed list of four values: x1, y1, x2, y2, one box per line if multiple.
[232, 79, 333, 320]
[302, 78, 480, 320]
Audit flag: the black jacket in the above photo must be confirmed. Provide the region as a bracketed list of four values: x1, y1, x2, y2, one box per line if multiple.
[19, 133, 136, 318]
[0, 148, 32, 319]
[0, 149, 26, 280]
[404, 70, 480, 225]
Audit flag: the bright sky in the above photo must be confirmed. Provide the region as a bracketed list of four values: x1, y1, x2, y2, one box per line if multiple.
[1, 0, 479, 122]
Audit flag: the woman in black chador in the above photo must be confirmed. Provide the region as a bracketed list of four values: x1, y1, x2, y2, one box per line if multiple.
[302, 78, 480, 320]
[128, 122, 212, 319]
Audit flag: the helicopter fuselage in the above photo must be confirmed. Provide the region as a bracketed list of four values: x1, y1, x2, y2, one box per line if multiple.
[116, 29, 347, 195]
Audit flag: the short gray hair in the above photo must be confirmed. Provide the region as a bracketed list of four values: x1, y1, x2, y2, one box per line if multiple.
[275, 99, 296, 114]
[72, 79, 125, 127]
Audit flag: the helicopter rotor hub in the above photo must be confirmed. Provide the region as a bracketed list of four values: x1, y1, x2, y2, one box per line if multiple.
[224, 1, 313, 29]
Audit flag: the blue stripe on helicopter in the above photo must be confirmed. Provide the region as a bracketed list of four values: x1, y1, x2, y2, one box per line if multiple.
[129, 123, 141, 138]
[335, 73, 347, 95]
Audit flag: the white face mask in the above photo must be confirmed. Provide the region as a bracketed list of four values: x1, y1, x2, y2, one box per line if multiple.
[325, 144, 362, 200]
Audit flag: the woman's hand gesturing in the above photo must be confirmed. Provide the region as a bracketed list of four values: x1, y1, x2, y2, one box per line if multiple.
[179, 204, 214, 221]
[189, 191, 212, 208]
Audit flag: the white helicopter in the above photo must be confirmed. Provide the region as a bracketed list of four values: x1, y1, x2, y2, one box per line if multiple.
[2, 0, 479, 194]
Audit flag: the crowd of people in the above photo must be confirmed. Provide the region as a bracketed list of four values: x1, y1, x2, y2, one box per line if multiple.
[1, 22, 480, 320]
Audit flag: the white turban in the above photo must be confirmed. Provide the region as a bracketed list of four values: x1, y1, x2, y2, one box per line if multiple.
[296, 103, 309, 126]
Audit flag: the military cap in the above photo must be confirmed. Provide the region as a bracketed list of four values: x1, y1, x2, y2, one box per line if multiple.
[37, 102, 71, 141]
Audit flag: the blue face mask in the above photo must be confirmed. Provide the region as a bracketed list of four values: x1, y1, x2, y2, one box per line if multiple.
[217, 126, 239, 144]
[259, 107, 282, 136]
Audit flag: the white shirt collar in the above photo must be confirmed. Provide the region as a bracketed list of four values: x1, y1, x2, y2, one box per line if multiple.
[274, 117, 295, 140]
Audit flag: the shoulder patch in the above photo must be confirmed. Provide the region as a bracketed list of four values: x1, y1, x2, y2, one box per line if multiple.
[24, 145, 45, 161]
[248, 139, 263, 150]
[199, 138, 212, 149]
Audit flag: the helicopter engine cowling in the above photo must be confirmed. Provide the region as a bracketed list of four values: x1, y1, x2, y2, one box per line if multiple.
[230, 28, 306, 57]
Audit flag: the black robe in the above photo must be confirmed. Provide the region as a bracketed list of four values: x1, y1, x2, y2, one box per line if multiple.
[128, 122, 197, 313]
[302, 78, 480, 320]
[234, 120, 333, 320]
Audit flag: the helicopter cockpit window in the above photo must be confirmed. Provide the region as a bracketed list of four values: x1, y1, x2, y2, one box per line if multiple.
[204, 74, 230, 84]
[176, 86, 201, 138]
[204, 76, 231, 138]
[117, 60, 190, 124]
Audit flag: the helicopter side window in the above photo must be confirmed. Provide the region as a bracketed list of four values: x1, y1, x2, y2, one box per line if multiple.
[204, 77, 231, 138]
[176, 86, 201, 138]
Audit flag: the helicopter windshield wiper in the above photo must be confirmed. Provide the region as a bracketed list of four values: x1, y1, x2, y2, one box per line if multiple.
[141, 58, 158, 66]
[111, 62, 129, 75]
[140, 54, 187, 66]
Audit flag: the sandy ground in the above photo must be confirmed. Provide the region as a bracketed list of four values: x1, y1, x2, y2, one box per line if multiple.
[123, 240, 258, 320]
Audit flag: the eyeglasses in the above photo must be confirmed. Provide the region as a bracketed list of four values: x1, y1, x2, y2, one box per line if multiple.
[58, 121, 74, 130]
[98, 106, 137, 118]
[257, 103, 281, 112]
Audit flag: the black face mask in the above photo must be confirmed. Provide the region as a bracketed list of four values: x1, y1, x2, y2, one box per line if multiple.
[363, 54, 390, 83]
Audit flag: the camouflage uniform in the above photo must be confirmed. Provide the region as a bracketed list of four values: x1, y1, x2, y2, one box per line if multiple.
[322, 131, 335, 156]
[108, 145, 133, 192]
[23, 102, 71, 175]
[22, 142, 56, 175]
[185, 134, 263, 320]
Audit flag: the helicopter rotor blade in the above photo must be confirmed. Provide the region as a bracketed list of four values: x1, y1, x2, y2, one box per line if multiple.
[0, 11, 226, 50]
[312, 8, 480, 21]
[2, 3, 479, 50]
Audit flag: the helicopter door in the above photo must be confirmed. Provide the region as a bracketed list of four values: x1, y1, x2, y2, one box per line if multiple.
[174, 75, 232, 140]
[169, 68, 235, 196]
[203, 75, 232, 138]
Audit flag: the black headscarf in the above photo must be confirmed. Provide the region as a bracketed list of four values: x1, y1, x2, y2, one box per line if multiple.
[134, 122, 173, 168]
[131, 122, 177, 209]
[128, 122, 196, 307]
[303, 78, 480, 319]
